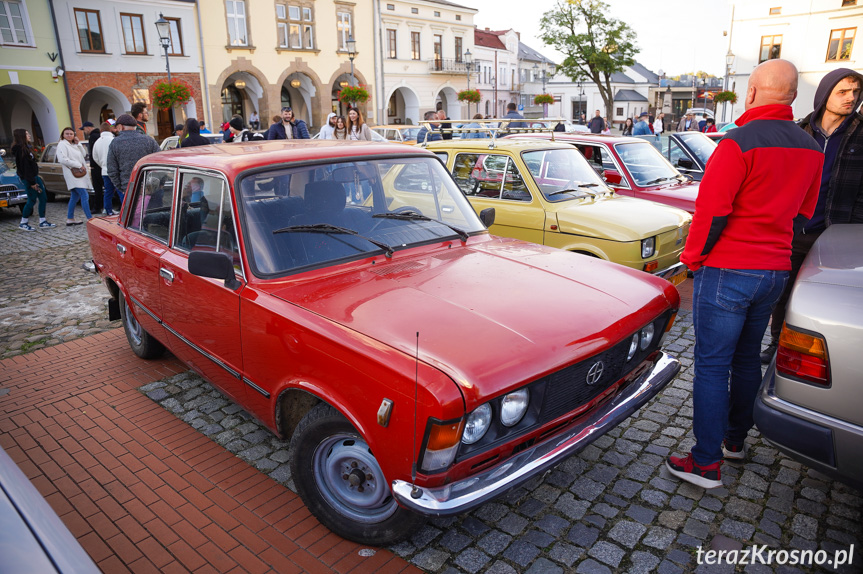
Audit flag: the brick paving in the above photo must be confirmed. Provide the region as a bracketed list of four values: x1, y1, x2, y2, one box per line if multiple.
[1, 201, 861, 573]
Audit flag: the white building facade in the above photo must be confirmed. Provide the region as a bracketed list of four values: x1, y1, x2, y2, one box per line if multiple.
[375, 0, 476, 125]
[724, 0, 863, 123]
[472, 28, 518, 119]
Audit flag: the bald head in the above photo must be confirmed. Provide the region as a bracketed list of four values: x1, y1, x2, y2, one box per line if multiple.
[746, 59, 799, 110]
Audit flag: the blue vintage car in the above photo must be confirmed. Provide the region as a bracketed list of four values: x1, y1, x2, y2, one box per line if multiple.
[0, 150, 29, 211]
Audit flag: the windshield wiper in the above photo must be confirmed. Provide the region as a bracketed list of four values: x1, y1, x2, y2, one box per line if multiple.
[547, 183, 601, 197]
[273, 223, 395, 257]
[642, 176, 676, 186]
[372, 211, 469, 242]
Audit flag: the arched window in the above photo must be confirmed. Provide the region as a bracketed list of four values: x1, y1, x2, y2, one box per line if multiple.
[281, 86, 292, 110]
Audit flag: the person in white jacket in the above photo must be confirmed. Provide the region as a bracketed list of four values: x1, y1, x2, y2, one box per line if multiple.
[92, 121, 121, 216]
[56, 127, 92, 225]
[318, 112, 337, 139]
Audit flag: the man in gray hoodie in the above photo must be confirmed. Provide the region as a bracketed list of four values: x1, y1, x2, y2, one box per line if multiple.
[318, 112, 337, 139]
[106, 114, 160, 199]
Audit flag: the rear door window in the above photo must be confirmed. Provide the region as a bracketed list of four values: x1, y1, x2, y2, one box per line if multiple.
[128, 168, 175, 243]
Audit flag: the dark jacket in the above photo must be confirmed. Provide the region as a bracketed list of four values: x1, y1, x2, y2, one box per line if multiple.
[180, 133, 212, 148]
[106, 130, 160, 195]
[88, 129, 101, 169]
[587, 116, 605, 134]
[682, 104, 823, 272]
[266, 120, 310, 140]
[12, 144, 39, 186]
[415, 126, 442, 143]
[503, 110, 527, 130]
[798, 67, 863, 227]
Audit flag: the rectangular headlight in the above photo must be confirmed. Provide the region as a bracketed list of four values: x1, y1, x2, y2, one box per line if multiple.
[641, 236, 656, 259]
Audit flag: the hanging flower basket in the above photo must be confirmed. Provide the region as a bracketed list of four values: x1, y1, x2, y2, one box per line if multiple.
[338, 85, 370, 105]
[457, 89, 481, 104]
[151, 79, 193, 110]
[713, 90, 738, 104]
[534, 93, 555, 106]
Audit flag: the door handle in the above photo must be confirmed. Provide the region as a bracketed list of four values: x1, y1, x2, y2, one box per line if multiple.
[116, 244, 126, 254]
[159, 268, 174, 283]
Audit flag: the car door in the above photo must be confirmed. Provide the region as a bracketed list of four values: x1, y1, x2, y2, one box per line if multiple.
[450, 152, 544, 245]
[666, 137, 703, 180]
[38, 144, 64, 193]
[115, 167, 175, 342]
[158, 170, 246, 403]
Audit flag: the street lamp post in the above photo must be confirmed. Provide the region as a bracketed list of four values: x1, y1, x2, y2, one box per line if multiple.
[700, 77, 707, 126]
[724, 50, 735, 123]
[155, 13, 173, 126]
[464, 49, 474, 117]
[346, 36, 357, 87]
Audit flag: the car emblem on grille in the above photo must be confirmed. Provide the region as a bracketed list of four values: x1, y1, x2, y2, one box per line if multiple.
[586, 361, 604, 386]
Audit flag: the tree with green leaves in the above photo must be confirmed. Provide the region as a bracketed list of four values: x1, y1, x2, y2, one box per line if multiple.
[540, 0, 638, 121]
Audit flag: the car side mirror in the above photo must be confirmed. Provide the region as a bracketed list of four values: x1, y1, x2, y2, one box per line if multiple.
[189, 251, 241, 290]
[677, 158, 694, 169]
[480, 208, 495, 228]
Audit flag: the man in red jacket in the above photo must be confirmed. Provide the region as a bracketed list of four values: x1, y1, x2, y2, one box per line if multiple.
[666, 59, 824, 489]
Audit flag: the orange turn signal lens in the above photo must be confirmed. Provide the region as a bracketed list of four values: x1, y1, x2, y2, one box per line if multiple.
[776, 323, 829, 386]
[643, 261, 658, 273]
[665, 311, 678, 333]
[426, 420, 464, 450]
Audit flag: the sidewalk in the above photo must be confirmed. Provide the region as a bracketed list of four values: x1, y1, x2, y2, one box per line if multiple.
[0, 328, 417, 573]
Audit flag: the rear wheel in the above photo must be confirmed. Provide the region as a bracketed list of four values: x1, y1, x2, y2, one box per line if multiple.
[119, 293, 165, 359]
[290, 403, 424, 545]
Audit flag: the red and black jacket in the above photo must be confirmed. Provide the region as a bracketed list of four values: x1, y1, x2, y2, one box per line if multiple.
[682, 104, 823, 271]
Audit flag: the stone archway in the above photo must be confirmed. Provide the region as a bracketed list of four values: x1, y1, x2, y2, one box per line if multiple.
[276, 60, 324, 130]
[211, 58, 270, 128]
[434, 85, 462, 120]
[79, 86, 131, 126]
[326, 64, 372, 121]
[385, 85, 420, 126]
[0, 84, 61, 146]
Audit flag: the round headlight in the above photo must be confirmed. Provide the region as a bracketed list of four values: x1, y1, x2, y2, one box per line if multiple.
[640, 323, 655, 350]
[462, 403, 492, 444]
[627, 333, 639, 361]
[500, 389, 529, 427]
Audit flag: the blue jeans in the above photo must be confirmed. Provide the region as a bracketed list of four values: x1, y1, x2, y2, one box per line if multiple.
[103, 175, 123, 214]
[22, 176, 47, 219]
[67, 187, 92, 219]
[692, 266, 788, 466]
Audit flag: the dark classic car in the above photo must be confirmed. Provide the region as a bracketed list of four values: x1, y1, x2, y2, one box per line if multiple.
[0, 149, 29, 211]
[507, 133, 700, 214]
[754, 224, 863, 491]
[636, 132, 718, 181]
[87, 140, 682, 545]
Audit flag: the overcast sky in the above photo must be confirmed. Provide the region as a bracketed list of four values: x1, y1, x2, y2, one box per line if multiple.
[460, 0, 734, 78]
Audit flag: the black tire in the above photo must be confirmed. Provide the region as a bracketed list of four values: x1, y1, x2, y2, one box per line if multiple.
[289, 403, 425, 546]
[119, 293, 165, 359]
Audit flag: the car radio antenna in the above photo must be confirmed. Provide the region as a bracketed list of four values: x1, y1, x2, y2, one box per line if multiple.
[411, 332, 421, 499]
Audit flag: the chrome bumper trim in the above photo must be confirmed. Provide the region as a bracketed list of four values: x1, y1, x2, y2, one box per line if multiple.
[393, 351, 680, 516]
[653, 262, 686, 280]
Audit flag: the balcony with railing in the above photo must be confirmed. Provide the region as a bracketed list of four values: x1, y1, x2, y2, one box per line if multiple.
[427, 58, 474, 74]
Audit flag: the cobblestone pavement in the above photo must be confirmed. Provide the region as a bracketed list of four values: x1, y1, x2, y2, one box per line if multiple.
[4, 200, 862, 573]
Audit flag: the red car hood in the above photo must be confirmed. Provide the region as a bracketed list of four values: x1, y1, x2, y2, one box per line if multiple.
[265, 235, 677, 406]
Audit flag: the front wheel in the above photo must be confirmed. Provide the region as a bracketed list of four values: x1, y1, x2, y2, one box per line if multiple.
[119, 293, 165, 359]
[289, 403, 424, 546]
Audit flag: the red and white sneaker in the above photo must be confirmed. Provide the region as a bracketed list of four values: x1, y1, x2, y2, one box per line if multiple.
[666, 453, 722, 489]
[721, 441, 746, 460]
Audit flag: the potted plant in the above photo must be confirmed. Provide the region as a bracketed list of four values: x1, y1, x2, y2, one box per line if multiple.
[713, 91, 738, 105]
[338, 85, 370, 106]
[151, 79, 193, 110]
[533, 94, 555, 106]
[457, 89, 481, 104]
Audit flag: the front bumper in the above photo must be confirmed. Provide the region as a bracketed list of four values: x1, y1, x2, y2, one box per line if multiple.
[392, 351, 680, 516]
[654, 262, 687, 285]
[0, 189, 27, 208]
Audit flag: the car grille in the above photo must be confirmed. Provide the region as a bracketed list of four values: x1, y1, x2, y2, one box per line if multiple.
[0, 184, 21, 193]
[538, 336, 631, 424]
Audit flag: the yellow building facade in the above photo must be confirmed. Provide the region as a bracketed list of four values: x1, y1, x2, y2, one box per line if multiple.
[198, 0, 375, 133]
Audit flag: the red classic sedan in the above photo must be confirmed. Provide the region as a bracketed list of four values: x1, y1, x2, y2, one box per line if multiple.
[86, 140, 681, 545]
[507, 133, 699, 214]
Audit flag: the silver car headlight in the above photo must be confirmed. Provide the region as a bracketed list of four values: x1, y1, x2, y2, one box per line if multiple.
[641, 237, 656, 259]
[627, 333, 639, 361]
[462, 403, 492, 444]
[500, 389, 529, 427]
[640, 323, 655, 350]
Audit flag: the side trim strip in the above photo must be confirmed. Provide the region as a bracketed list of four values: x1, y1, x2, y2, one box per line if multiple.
[243, 378, 271, 398]
[130, 295, 242, 380]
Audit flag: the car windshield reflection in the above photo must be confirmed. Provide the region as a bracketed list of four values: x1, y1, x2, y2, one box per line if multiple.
[613, 141, 680, 186]
[238, 157, 486, 276]
[522, 148, 609, 201]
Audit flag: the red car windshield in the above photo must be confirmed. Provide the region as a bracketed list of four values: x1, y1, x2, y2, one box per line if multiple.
[613, 141, 680, 187]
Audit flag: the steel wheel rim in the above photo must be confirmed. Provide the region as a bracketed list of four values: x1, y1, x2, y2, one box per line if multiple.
[123, 298, 142, 346]
[312, 433, 397, 524]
